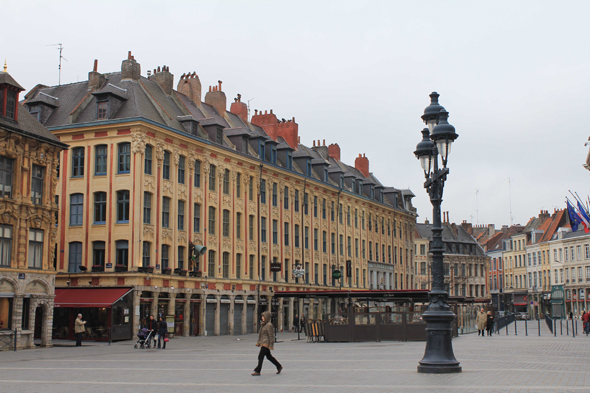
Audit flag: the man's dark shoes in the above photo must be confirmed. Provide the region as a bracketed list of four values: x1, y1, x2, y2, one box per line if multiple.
[276, 366, 283, 374]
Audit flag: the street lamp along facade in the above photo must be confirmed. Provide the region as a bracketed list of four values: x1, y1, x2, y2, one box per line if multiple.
[415, 92, 461, 374]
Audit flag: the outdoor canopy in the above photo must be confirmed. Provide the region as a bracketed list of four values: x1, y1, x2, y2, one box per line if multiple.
[54, 287, 132, 308]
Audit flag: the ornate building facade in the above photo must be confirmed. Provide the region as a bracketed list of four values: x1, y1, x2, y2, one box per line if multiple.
[0, 69, 67, 350]
[415, 219, 489, 299]
[24, 53, 417, 338]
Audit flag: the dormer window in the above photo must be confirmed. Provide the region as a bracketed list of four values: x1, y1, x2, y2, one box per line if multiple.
[270, 145, 277, 165]
[259, 140, 265, 159]
[28, 105, 40, 121]
[324, 168, 328, 182]
[351, 179, 355, 191]
[306, 159, 312, 176]
[340, 175, 344, 189]
[286, 151, 293, 170]
[5, 91, 16, 120]
[216, 128, 223, 144]
[358, 182, 362, 195]
[97, 99, 108, 119]
[370, 186, 375, 199]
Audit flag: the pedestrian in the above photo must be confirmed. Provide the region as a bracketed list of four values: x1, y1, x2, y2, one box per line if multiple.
[146, 315, 157, 347]
[293, 314, 299, 332]
[569, 311, 574, 320]
[582, 310, 590, 335]
[252, 311, 282, 376]
[476, 308, 487, 337]
[157, 316, 168, 349]
[300, 314, 307, 335]
[486, 311, 494, 336]
[74, 313, 87, 347]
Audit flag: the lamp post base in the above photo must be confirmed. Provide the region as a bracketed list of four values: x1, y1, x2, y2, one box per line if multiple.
[417, 307, 462, 374]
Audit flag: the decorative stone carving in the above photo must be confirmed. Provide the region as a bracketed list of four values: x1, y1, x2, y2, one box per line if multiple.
[261, 243, 268, 254]
[162, 228, 173, 240]
[295, 248, 302, 258]
[222, 238, 231, 250]
[132, 132, 146, 154]
[222, 195, 231, 206]
[178, 231, 187, 243]
[203, 158, 211, 174]
[143, 225, 154, 237]
[24, 280, 49, 294]
[208, 234, 217, 244]
[194, 191, 203, 204]
[31, 217, 42, 229]
[179, 185, 187, 199]
[156, 141, 165, 166]
[208, 192, 217, 205]
[0, 279, 15, 293]
[236, 199, 244, 211]
[163, 180, 173, 193]
[173, 148, 180, 165]
[144, 175, 155, 191]
[272, 208, 279, 219]
[193, 233, 203, 244]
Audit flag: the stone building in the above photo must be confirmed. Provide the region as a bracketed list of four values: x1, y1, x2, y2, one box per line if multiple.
[23, 53, 417, 339]
[415, 217, 489, 299]
[0, 68, 67, 350]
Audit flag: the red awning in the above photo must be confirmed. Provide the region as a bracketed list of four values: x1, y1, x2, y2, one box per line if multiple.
[54, 287, 132, 308]
[513, 303, 528, 306]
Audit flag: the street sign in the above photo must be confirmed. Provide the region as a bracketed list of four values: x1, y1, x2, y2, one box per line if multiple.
[332, 270, 342, 280]
[270, 262, 282, 272]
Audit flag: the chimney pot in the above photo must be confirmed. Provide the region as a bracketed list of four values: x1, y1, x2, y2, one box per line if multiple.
[255, 109, 258, 115]
[93, 59, 98, 72]
[270, 109, 273, 114]
[218, 80, 222, 91]
[298, 136, 301, 143]
[147, 70, 151, 76]
[323, 139, 325, 146]
[313, 140, 316, 147]
[128, 51, 132, 59]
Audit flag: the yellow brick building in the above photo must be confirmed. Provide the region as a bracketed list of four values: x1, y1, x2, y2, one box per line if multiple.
[24, 53, 417, 338]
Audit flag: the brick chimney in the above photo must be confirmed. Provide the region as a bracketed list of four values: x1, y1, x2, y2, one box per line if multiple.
[204, 80, 226, 116]
[251, 109, 279, 140]
[461, 220, 473, 235]
[539, 209, 550, 222]
[177, 72, 201, 105]
[355, 153, 370, 177]
[230, 94, 248, 123]
[312, 139, 329, 159]
[277, 118, 298, 149]
[121, 51, 141, 81]
[150, 65, 174, 95]
[88, 59, 106, 90]
[328, 143, 340, 161]
[488, 224, 496, 236]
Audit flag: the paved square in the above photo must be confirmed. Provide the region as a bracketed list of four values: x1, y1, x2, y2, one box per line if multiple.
[0, 321, 588, 393]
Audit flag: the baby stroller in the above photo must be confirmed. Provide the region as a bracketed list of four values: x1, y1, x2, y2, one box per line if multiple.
[134, 328, 154, 349]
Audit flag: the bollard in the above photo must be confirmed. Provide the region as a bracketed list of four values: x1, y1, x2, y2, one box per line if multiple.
[575, 319, 578, 335]
[554, 319, 557, 337]
[560, 320, 563, 335]
[14, 328, 17, 352]
[515, 319, 518, 335]
[572, 319, 576, 338]
[108, 327, 111, 346]
[506, 322, 509, 335]
[567, 319, 569, 335]
[525, 318, 528, 336]
[538, 318, 541, 336]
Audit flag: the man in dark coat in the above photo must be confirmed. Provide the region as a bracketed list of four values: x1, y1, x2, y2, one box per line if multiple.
[146, 315, 157, 347]
[293, 314, 299, 332]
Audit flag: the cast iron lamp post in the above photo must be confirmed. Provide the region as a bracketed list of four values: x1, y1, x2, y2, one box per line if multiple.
[414, 92, 461, 373]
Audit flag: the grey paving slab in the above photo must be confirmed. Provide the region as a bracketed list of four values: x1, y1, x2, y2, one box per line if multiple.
[0, 320, 587, 393]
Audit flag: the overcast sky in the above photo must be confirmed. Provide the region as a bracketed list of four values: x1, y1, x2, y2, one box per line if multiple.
[4, 1, 590, 228]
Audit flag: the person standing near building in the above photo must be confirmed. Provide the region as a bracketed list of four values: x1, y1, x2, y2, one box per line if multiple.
[476, 308, 487, 337]
[486, 311, 494, 336]
[157, 316, 168, 349]
[300, 314, 307, 335]
[293, 314, 299, 333]
[74, 314, 87, 347]
[582, 310, 589, 335]
[146, 315, 157, 347]
[252, 311, 282, 376]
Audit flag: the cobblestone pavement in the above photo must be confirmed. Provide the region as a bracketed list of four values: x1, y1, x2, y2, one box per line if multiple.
[0, 320, 588, 393]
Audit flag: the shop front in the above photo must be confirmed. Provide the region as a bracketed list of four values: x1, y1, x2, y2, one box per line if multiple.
[53, 287, 133, 342]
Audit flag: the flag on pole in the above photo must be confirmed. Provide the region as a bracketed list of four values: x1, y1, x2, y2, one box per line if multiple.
[577, 201, 590, 233]
[567, 200, 582, 232]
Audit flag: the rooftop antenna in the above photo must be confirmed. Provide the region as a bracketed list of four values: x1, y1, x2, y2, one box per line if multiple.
[47, 43, 67, 85]
[475, 189, 479, 225]
[508, 177, 513, 226]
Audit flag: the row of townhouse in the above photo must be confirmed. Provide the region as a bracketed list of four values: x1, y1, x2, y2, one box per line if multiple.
[480, 209, 590, 318]
[414, 218, 489, 299]
[0, 52, 420, 347]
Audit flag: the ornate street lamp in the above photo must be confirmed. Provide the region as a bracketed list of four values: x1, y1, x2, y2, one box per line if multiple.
[414, 92, 461, 373]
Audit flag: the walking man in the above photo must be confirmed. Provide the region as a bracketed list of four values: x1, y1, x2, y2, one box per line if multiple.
[293, 314, 299, 332]
[476, 308, 487, 337]
[252, 311, 282, 376]
[74, 314, 86, 347]
[146, 315, 157, 348]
